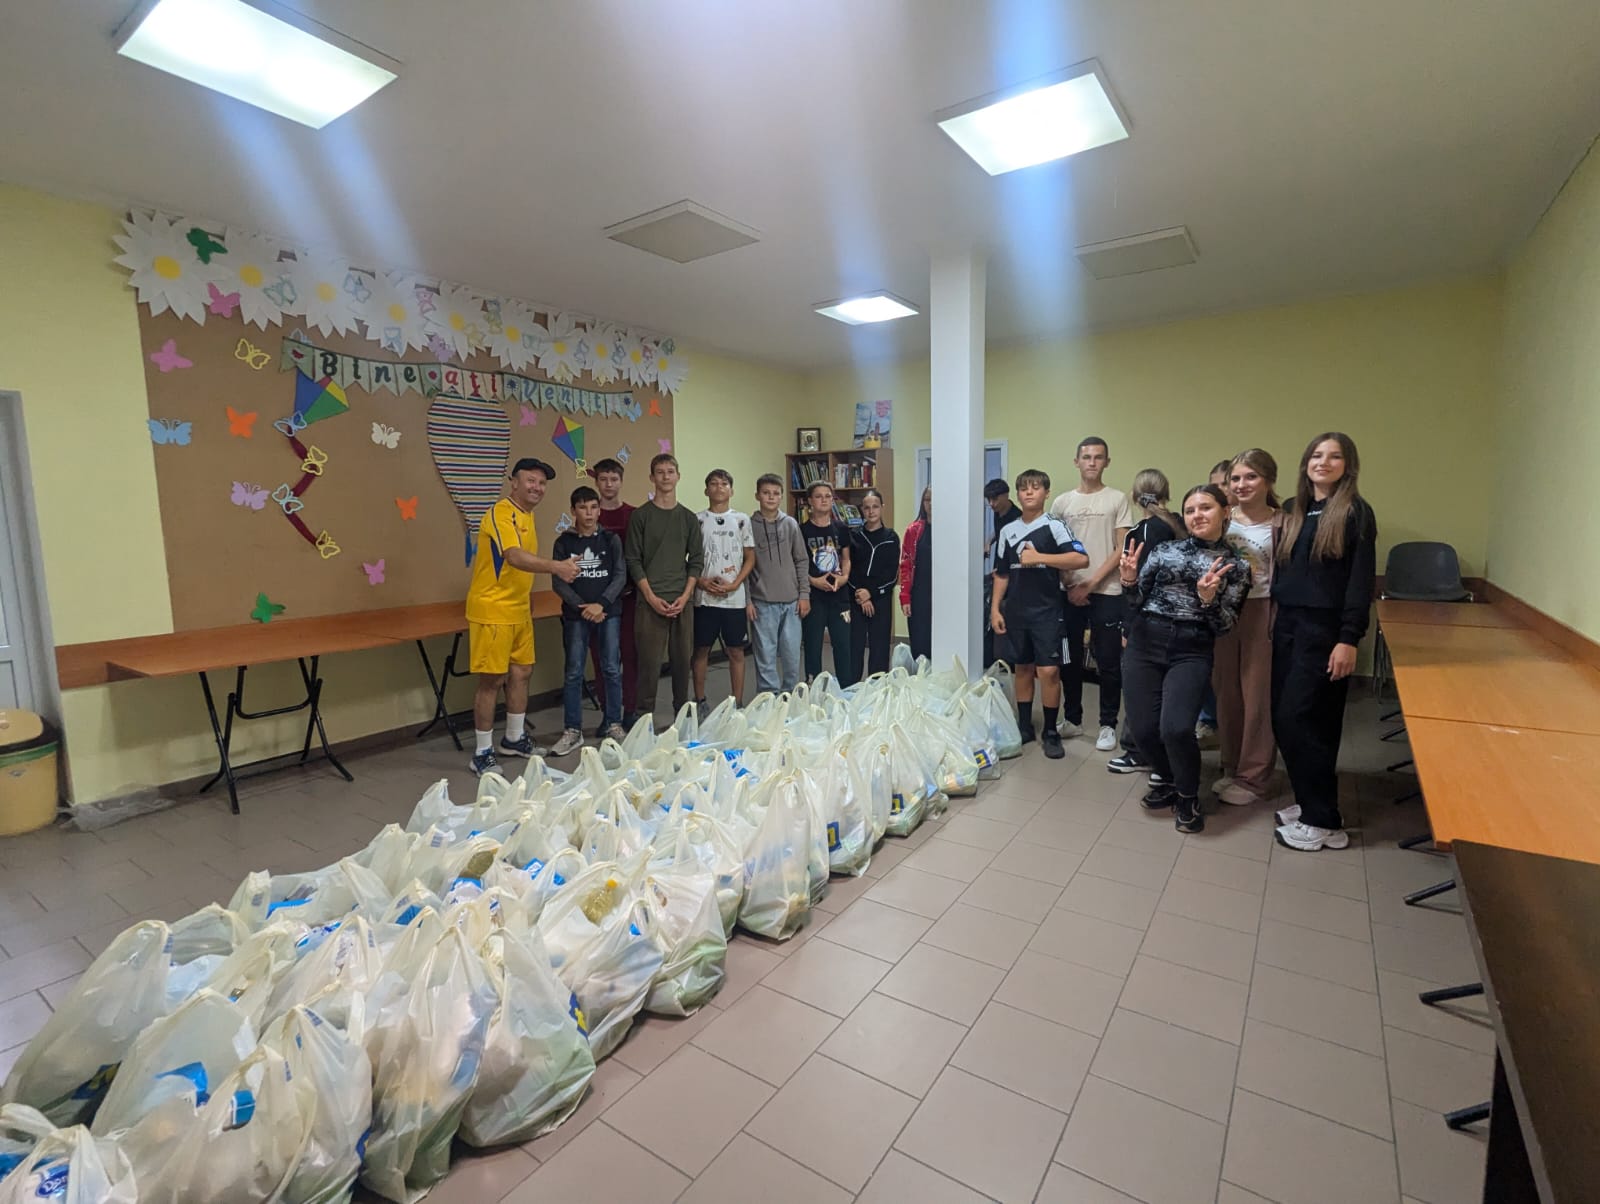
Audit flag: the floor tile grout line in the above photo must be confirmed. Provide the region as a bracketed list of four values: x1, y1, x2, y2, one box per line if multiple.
[1230, 1085, 1401, 1154]
[1219, 811, 1272, 1172]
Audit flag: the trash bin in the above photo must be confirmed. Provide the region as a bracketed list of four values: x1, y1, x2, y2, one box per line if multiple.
[0, 709, 60, 836]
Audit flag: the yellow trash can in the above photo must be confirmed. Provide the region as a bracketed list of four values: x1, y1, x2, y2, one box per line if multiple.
[0, 709, 60, 837]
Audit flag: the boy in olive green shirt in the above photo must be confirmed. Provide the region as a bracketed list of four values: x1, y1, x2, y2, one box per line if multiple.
[625, 453, 705, 726]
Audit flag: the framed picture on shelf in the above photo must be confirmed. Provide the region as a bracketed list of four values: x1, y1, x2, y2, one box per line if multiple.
[797, 427, 822, 453]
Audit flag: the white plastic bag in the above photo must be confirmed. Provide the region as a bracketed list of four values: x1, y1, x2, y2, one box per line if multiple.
[561, 898, 662, 1060]
[884, 722, 936, 836]
[737, 773, 813, 940]
[227, 858, 391, 931]
[403, 778, 458, 834]
[267, 1007, 373, 1204]
[976, 673, 1024, 759]
[958, 685, 1004, 777]
[809, 751, 872, 877]
[641, 846, 727, 1015]
[0, 1117, 136, 1204]
[847, 733, 893, 845]
[264, 915, 385, 1029]
[0, 1105, 55, 1184]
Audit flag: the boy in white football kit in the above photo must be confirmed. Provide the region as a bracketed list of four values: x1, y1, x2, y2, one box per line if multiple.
[693, 468, 757, 706]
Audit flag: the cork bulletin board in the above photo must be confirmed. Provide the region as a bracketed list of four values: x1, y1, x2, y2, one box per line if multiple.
[136, 311, 674, 631]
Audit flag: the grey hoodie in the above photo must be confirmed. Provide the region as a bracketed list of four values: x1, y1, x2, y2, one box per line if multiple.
[748, 511, 811, 605]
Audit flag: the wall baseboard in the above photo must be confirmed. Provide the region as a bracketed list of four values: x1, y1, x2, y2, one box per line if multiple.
[1480, 581, 1600, 671]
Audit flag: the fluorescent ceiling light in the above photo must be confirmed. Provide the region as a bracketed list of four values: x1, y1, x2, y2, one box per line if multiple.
[814, 293, 920, 325]
[936, 60, 1129, 175]
[115, 0, 399, 129]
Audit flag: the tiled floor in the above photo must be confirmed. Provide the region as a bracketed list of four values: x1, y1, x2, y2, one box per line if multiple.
[0, 687, 1495, 1203]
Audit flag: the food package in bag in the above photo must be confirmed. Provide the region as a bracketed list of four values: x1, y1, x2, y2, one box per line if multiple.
[737, 772, 814, 940]
[508, 848, 587, 924]
[957, 686, 1004, 777]
[813, 748, 873, 876]
[976, 674, 1024, 759]
[403, 778, 457, 834]
[847, 734, 893, 844]
[918, 709, 981, 797]
[227, 857, 392, 931]
[265, 1006, 373, 1204]
[536, 860, 626, 978]
[352, 824, 419, 894]
[641, 847, 727, 1016]
[459, 928, 595, 1147]
[984, 660, 1018, 707]
[500, 812, 569, 882]
[0, 1104, 57, 1184]
[654, 801, 746, 935]
[197, 921, 303, 1026]
[264, 915, 385, 1029]
[884, 722, 938, 836]
[619, 714, 659, 761]
[1, 921, 171, 1127]
[361, 924, 497, 1203]
[560, 897, 662, 1060]
[0, 1114, 135, 1204]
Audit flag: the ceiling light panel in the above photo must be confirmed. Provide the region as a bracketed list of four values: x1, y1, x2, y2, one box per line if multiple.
[814, 293, 920, 325]
[936, 60, 1129, 175]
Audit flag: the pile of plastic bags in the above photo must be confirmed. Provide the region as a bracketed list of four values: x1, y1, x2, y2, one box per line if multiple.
[0, 658, 1021, 1202]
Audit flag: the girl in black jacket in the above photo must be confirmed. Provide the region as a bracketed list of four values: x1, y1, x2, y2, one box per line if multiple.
[1271, 432, 1378, 852]
[850, 490, 900, 679]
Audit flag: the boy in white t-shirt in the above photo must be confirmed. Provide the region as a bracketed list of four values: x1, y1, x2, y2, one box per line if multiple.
[693, 468, 756, 707]
[1049, 437, 1135, 751]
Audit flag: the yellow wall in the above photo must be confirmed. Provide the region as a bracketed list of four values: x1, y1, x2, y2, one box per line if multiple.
[1491, 142, 1600, 640]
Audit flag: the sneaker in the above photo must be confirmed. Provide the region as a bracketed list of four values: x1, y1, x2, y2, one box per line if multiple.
[695, 697, 707, 710]
[604, 723, 627, 742]
[1213, 775, 1235, 793]
[1275, 821, 1350, 852]
[1195, 722, 1219, 749]
[1174, 794, 1204, 833]
[468, 748, 500, 776]
[1057, 719, 1085, 738]
[550, 728, 584, 757]
[1018, 722, 1037, 747]
[1107, 753, 1149, 775]
[1150, 771, 1170, 787]
[1041, 728, 1065, 759]
[499, 733, 548, 759]
[1275, 803, 1302, 826]
[1095, 725, 1118, 752]
[1216, 782, 1259, 807]
[1142, 783, 1178, 811]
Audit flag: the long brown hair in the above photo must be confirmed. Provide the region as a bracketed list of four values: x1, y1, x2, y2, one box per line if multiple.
[1277, 432, 1363, 562]
[1130, 468, 1183, 535]
[1230, 448, 1281, 509]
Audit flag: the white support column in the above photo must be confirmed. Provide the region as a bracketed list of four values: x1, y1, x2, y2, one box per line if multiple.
[928, 251, 986, 675]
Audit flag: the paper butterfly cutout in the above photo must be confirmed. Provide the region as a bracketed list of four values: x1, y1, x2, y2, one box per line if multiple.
[362, 559, 386, 585]
[207, 282, 240, 318]
[343, 271, 372, 304]
[426, 333, 453, 362]
[574, 457, 588, 474]
[263, 278, 297, 308]
[147, 418, 192, 445]
[235, 338, 271, 370]
[250, 592, 285, 623]
[272, 410, 309, 438]
[518, 406, 538, 427]
[315, 530, 341, 559]
[188, 227, 227, 264]
[614, 445, 631, 464]
[380, 326, 404, 354]
[226, 406, 256, 438]
[648, 398, 662, 417]
[371, 422, 401, 449]
[230, 481, 268, 510]
[657, 438, 672, 454]
[148, 339, 192, 373]
[395, 496, 419, 520]
[553, 511, 574, 535]
[415, 289, 437, 317]
[271, 484, 304, 515]
[300, 445, 328, 476]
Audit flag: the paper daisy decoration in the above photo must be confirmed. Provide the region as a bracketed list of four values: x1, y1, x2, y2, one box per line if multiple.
[536, 311, 584, 383]
[217, 227, 294, 329]
[113, 211, 216, 324]
[654, 338, 688, 395]
[581, 321, 624, 385]
[360, 271, 434, 353]
[427, 284, 486, 361]
[618, 330, 658, 388]
[485, 300, 539, 372]
[287, 251, 362, 337]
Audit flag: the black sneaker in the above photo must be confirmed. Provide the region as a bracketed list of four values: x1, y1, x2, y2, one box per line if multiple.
[1041, 727, 1065, 759]
[1018, 722, 1037, 746]
[1141, 783, 1178, 810]
[468, 748, 500, 777]
[1107, 753, 1149, 775]
[1174, 794, 1204, 833]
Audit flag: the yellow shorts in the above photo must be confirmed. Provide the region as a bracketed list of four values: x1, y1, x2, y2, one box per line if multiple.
[469, 619, 534, 675]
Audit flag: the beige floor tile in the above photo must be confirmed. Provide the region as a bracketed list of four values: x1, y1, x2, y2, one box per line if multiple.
[1247, 963, 1385, 1056]
[1191, 814, 1275, 862]
[678, 1133, 851, 1204]
[938, 814, 1022, 852]
[858, 1151, 991, 1204]
[29, 862, 151, 912]
[1236, 1018, 1392, 1138]
[865, 866, 968, 919]
[0, 992, 50, 1051]
[1216, 1183, 1276, 1203]
[862, 840, 911, 879]
[1255, 919, 1378, 993]
[1077, 843, 1175, 891]
[1091, 1009, 1239, 1122]
[981, 773, 1061, 803]
[423, 1146, 538, 1204]
[896, 1066, 1068, 1204]
[987, 839, 1082, 887]
[691, 985, 837, 1086]
[958, 795, 1044, 827]
[876, 942, 1005, 1025]
[746, 1053, 917, 1192]
[1140, 913, 1257, 984]
[717, 937, 784, 1006]
[1029, 908, 1144, 977]
[994, 949, 1124, 1037]
[1173, 845, 1270, 894]
[1056, 1076, 1225, 1204]
[1264, 880, 1372, 942]
[958, 868, 1063, 922]
[0, 895, 130, 959]
[505, 1121, 688, 1203]
[1037, 1164, 1143, 1203]
[813, 869, 875, 914]
[1367, 887, 1469, 937]
[951, 1000, 1097, 1113]
[0, 940, 91, 1002]
[921, 903, 1035, 969]
[520, 1044, 641, 1162]
[819, 991, 967, 1097]
[901, 838, 997, 883]
[1383, 1026, 1494, 1114]
[1266, 846, 1369, 901]
[1375, 970, 1494, 1054]
[1158, 875, 1263, 934]
[611, 1006, 723, 1077]
[817, 899, 931, 962]
[1055, 873, 1162, 929]
[1038, 792, 1124, 828]
[759, 937, 892, 1017]
[1221, 1089, 1399, 1204]
[1121, 955, 1248, 1044]
[1062, 762, 1142, 804]
[1018, 815, 1105, 855]
[1372, 922, 1480, 985]
[1392, 1097, 1488, 1204]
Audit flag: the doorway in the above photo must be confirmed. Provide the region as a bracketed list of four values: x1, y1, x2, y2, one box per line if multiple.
[0, 392, 60, 720]
[914, 440, 1009, 545]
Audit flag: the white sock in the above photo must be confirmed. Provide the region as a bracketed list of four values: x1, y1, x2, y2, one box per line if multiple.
[475, 729, 493, 754]
[504, 712, 526, 741]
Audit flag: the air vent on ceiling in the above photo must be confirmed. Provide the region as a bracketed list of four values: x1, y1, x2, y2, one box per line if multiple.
[605, 200, 760, 264]
[1075, 226, 1197, 279]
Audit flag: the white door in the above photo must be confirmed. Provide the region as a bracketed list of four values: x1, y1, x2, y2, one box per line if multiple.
[0, 394, 55, 715]
[915, 440, 1008, 550]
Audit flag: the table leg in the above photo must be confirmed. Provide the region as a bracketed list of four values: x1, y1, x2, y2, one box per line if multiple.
[1406, 878, 1458, 906]
[195, 670, 242, 814]
[415, 633, 465, 749]
[297, 656, 353, 782]
[1420, 982, 1484, 1006]
[1481, 1049, 1538, 1203]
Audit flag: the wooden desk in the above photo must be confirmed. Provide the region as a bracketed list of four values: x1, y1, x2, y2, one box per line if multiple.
[1455, 841, 1600, 1203]
[1377, 600, 1524, 629]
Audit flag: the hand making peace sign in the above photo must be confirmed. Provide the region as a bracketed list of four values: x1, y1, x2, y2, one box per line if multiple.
[1196, 556, 1234, 604]
[1118, 540, 1144, 588]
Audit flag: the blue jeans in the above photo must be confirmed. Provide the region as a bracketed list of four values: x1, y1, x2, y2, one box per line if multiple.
[751, 600, 802, 694]
[563, 615, 621, 729]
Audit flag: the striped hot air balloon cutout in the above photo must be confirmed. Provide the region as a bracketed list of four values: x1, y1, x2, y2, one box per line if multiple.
[427, 395, 512, 564]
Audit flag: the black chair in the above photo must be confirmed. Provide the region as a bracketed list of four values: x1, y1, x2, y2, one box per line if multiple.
[1382, 541, 1473, 603]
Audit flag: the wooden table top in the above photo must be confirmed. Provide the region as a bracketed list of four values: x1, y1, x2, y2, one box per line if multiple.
[1377, 599, 1523, 628]
[1408, 719, 1600, 861]
[1455, 840, 1600, 1203]
[353, 595, 560, 641]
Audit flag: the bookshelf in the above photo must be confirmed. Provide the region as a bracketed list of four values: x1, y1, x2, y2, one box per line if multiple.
[784, 449, 894, 528]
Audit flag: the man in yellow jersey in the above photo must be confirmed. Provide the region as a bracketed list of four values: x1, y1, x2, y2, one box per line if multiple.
[466, 457, 579, 775]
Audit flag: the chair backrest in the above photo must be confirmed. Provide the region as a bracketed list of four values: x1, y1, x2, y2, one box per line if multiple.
[1383, 541, 1470, 602]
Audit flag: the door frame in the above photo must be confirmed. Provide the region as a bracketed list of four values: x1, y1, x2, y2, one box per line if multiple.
[914, 438, 1009, 499]
[0, 391, 62, 723]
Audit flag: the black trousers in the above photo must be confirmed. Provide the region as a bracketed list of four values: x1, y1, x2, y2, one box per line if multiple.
[853, 598, 894, 680]
[909, 586, 932, 662]
[1271, 605, 1350, 830]
[803, 603, 857, 686]
[1065, 593, 1125, 727]
[1122, 615, 1215, 798]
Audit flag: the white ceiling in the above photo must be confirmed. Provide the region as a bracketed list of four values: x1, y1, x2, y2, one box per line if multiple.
[4, 0, 1600, 369]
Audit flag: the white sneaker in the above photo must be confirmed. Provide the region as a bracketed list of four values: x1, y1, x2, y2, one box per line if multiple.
[1095, 726, 1118, 752]
[549, 728, 584, 757]
[1275, 821, 1350, 851]
[1213, 776, 1235, 794]
[1058, 719, 1085, 738]
[1216, 782, 1258, 807]
[1275, 803, 1301, 826]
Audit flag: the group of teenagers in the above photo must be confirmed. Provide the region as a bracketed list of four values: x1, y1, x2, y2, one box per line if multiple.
[462, 429, 1375, 856]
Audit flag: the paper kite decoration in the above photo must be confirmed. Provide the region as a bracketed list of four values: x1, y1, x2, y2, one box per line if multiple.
[550, 416, 585, 465]
[292, 373, 350, 428]
[427, 395, 511, 563]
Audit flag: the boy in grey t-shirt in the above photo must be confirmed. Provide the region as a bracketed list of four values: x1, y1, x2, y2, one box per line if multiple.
[746, 473, 810, 694]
